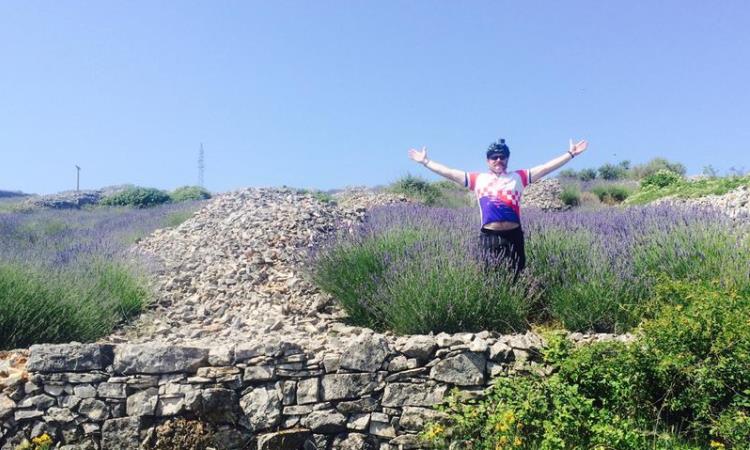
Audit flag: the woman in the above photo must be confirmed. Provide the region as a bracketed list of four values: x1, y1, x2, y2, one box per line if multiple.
[408, 138, 589, 277]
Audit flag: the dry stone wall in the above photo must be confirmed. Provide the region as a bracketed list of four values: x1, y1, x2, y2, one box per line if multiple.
[0, 331, 629, 450]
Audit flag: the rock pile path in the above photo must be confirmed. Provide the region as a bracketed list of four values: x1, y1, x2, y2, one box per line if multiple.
[105, 188, 410, 354]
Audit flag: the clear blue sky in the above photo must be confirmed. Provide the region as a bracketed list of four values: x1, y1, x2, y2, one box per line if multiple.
[2, 1, 749, 194]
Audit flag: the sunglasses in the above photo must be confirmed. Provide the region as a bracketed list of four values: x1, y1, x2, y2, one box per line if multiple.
[488, 154, 509, 161]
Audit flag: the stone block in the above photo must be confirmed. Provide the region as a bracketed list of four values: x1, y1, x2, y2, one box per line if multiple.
[321, 373, 378, 401]
[296, 378, 319, 404]
[381, 383, 447, 407]
[126, 387, 158, 416]
[339, 334, 392, 372]
[199, 388, 240, 424]
[302, 409, 347, 433]
[429, 352, 486, 386]
[257, 429, 313, 450]
[78, 398, 109, 421]
[26, 344, 114, 372]
[101, 417, 141, 450]
[113, 344, 208, 374]
[239, 383, 282, 432]
[243, 365, 276, 382]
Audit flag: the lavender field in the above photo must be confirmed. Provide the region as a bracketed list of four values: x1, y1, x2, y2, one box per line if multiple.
[311, 203, 750, 334]
[0, 202, 203, 349]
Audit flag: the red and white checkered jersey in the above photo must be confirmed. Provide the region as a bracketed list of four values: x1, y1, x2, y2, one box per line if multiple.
[465, 170, 530, 226]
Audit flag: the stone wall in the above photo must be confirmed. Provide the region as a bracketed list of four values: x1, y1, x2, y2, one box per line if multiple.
[0, 330, 627, 450]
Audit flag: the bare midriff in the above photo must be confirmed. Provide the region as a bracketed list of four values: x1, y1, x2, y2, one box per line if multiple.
[482, 221, 520, 231]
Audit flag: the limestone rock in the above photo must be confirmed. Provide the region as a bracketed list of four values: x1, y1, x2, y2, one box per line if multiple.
[302, 409, 347, 433]
[26, 344, 113, 372]
[382, 383, 448, 407]
[101, 417, 142, 450]
[332, 432, 378, 450]
[239, 384, 282, 432]
[199, 388, 240, 424]
[430, 353, 486, 386]
[257, 429, 314, 450]
[321, 373, 378, 401]
[339, 334, 391, 372]
[113, 344, 208, 374]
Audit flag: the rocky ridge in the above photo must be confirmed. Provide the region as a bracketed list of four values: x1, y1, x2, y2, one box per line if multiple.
[520, 178, 567, 210]
[105, 188, 411, 353]
[653, 184, 750, 219]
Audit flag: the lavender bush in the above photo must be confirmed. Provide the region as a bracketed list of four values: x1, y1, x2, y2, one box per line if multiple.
[310, 204, 536, 334]
[311, 203, 750, 334]
[0, 202, 204, 349]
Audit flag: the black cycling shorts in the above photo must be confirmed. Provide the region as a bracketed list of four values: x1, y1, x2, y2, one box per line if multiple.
[479, 226, 526, 278]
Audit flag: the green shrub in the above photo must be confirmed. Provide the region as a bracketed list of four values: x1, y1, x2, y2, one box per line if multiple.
[626, 174, 750, 205]
[311, 224, 533, 334]
[634, 280, 750, 445]
[311, 228, 423, 328]
[389, 174, 444, 206]
[0, 261, 149, 349]
[164, 211, 195, 228]
[641, 169, 683, 189]
[170, 186, 211, 202]
[100, 187, 171, 208]
[557, 169, 578, 179]
[598, 163, 628, 180]
[372, 249, 531, 334]
[527, 229, 648, 332]
[425, 279, 750, 449]
[578, 168, 597, 181]
[432, 180, 475, 208]
[559, 185, 581, 207]
[590, 184, 632, 203]
[631, 157, 687, 179]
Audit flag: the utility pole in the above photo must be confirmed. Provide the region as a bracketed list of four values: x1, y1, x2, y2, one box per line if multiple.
[75, 165, 81, 192]
[198, 143, 205, 188]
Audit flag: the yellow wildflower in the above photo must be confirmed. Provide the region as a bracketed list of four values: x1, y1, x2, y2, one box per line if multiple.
[513, 436, 523, 446]
[710, 441, 725, 449]
[31, 433, 52, 445]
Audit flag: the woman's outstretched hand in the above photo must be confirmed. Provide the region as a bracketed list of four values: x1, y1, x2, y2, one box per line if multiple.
[569, 139, 589, 157]
[408, 146, 428, 164]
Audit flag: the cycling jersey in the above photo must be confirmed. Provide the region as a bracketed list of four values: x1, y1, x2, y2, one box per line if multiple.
[465, 170, 530, 226]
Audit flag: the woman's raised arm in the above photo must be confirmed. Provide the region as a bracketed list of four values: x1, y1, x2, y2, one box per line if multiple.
[528, 139, 589, 182]
[408, 146, 466, 186]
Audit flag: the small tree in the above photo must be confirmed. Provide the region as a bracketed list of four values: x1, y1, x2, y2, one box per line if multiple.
[598, 163, 627, 180]
[631, 157, 686, 179]
[578, 168, 597, 181]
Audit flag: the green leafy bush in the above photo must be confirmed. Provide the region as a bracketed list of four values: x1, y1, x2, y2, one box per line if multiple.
[631, 157, 687, 179]
[424, 280, 750, 449]
[598, 163, 628, 180]
[557, 169, 578, 179]
[578, 168, 597, 181]
[641, 169, 683, 189]
[559, 185, 581, 207]
[590, 184, 632, 203]
[170, 186, 211, 202]
[100, 186, 171, 208]
[432, 180, 475, 208]
[626, 174, 750, 205]
[389, 174, 444, 205]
